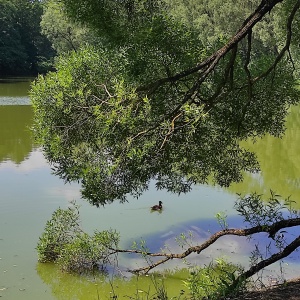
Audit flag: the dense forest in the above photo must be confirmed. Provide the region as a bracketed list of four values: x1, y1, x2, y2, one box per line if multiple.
[0, 0, 53, 75]
[0, 0, 96, 76]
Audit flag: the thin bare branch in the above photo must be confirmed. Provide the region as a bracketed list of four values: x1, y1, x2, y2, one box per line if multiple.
[111, 217, 300, 274]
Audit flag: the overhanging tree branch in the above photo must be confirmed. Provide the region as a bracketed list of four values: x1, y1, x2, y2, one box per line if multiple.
[134, 0, 299, 144]
[231, 235, 300, 290]
[111, 217, 300, 274]
[37, 197, 300, 297]
[252, 0, 300, 82]
[136, 0, 284, 94]
[31, 0, 300, 204]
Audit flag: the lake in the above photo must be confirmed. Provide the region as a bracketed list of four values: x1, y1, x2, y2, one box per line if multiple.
[0, 78, 299, 299]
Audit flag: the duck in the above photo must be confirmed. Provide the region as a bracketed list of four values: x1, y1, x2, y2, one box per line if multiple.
[151, 201, 163, 211]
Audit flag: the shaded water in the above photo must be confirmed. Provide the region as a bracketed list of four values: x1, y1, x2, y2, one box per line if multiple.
[0, 79, 299, 299]
[0, 78, 33, 105]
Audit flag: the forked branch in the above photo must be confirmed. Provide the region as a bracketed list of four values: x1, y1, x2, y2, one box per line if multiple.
[134, 0, 300, 142]
[231, 235, 300, 290]
[137, 0, 285, 94]
[112, 217, 300, 274]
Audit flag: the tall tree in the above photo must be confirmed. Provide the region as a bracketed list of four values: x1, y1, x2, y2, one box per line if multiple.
[31, 0, 300, 205]
[0, 0, 55, 75]
[40, 0, 97, 54]
[0, 0, 27, 74]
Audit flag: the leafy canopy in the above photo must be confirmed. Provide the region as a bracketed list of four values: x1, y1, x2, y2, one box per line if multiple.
[0, 0, 55, 75]
[40, 0, 98, 54]
[31, 0, 300, 205]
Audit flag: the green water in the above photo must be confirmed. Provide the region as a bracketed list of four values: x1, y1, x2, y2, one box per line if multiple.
[0, 79, 299, 299]
[0, 78, 34, 105]
[229, 105, 300, 207]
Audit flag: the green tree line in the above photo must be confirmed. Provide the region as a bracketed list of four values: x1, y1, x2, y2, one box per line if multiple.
[0, 0, 54, 75]
[0, 0, 95, 76]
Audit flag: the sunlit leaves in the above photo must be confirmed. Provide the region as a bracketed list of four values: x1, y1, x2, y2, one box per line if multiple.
[182, 258, 245, 299]
[234, 191, 294, 227]
[36, 205, 82, 263]
[41, 0, 97, 54]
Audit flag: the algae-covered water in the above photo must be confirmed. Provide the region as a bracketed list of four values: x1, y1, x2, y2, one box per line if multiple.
[0, 78, 299, 299]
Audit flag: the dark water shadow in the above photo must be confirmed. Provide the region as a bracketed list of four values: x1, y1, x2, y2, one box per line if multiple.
[0, 105, 35, 164]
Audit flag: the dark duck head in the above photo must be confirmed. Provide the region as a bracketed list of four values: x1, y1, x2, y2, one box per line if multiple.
[151, 201, 163, 210]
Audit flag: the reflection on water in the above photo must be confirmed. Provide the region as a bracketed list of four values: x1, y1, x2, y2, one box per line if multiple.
[36, 263, 189, 300]
[0, 100, 239, 299]
[228, 105, 300, 208]
[0, 78, 32, 105]
[35, 214, 300, 299]
[0, 106, 35, 163]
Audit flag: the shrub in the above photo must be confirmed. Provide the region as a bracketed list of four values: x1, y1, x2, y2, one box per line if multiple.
[37, 205, 82, 262]
[37, 204, 120, 273]
[183, 258, 245, 299]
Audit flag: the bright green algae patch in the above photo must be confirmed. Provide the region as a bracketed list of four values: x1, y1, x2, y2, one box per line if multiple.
[37, 263, 190, 299]
[228, 104, 300, 209]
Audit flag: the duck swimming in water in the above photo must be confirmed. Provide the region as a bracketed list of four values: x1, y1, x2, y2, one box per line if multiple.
[151, 201, 163, 211]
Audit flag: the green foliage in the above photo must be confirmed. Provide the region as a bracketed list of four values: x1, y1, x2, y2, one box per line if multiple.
[36, 204, 120, 273]
[36, 205, 82, 263]
[41, 0, 98, 54]
[31, 1, 300, 205]
[164, 0, 295, 58]
[61, 0, 167, 46]
[0, 0, 26, 73]
[58, 230, 119, 273]
[165, 0, 258, 44]
[215, 212, 228, 230]
[182, 258, 245, 299]
[175, 231, 195, 250]
[0, 0, 55, 75]
[234, 191, 297, 227]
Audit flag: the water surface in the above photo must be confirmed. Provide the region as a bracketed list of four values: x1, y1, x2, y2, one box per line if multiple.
[0, 78, 33, 105]
[0, 79, 299, 299]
